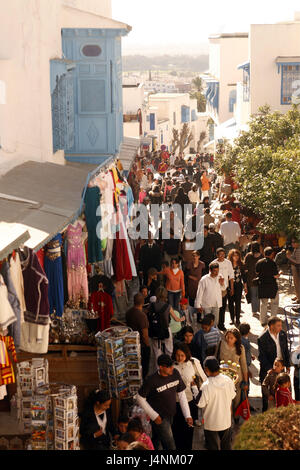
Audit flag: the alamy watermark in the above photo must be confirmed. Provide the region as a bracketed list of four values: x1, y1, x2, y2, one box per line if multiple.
[95, 203, 205, 251]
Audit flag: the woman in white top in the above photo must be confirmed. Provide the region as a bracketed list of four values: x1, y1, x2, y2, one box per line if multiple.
[172, 342, 207, 450]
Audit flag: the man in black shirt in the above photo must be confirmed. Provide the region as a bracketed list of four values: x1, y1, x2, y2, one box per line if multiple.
[138, 232, 162, 284]
[209, 223, 224, 253]
[182, 176, 193, 194]
[199, 225, 215, 274]
[136, 354, 192, 450]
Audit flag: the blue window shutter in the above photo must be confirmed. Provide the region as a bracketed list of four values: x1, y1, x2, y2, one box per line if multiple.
[50, 59, 75, 152]
[150, 113, 155, 130]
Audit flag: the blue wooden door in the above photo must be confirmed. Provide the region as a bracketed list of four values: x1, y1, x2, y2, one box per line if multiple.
[61, 28, 125, 160]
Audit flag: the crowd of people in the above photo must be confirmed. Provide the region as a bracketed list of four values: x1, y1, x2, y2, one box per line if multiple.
[79, 149, 300, 451]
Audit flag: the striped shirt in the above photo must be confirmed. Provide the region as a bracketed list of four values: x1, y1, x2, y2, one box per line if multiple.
[203, 327, 221, 348]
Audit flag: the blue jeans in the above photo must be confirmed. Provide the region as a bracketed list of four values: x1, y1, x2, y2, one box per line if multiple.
[152, 417, 176, 450]
[168, 291, 181, 311]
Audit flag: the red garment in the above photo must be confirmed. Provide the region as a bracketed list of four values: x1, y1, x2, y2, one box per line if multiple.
[88, 291, 113, 332]
[275, 386, 295, 407]
[112, 231, 132, 282]
[36, 249, 45, 270]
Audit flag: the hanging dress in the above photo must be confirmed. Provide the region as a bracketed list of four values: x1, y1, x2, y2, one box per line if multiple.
[84, 186, 103, 264]
[1, 261, 21, 349]
[19, 247, 50, 354]
[44, 234, 64, 317]
[66, 222, 89, 307]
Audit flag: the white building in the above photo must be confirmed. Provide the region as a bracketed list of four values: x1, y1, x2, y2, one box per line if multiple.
[146, 93, 209, 153]
[235, 12, 300, 129]
[203, 33, 249, 127]
[0, 0, 131, 175]
[144, 81, 178, 94]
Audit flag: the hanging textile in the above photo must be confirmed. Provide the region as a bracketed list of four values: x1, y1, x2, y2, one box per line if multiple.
[19, 246, 49, 325]
[84, 186, 103, 264]
[36, 249, 45, 271]
[9, 252, 26, 316]
[44, 234, 64, 317]
[88, 290, 113, 332]
[0, 335, 17, 386]
[112, 231, 132, 282]
[1, 261, 21, 349]
[66, 222, 88, 307]
[0, 275, 17, 334]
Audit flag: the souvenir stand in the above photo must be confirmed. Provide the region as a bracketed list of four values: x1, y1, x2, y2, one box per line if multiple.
[16, 358, 80, 450]
[1, 157, 138, 416]
[95, 326, 143, 426]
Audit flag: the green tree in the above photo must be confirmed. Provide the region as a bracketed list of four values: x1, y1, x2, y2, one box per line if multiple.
[190, 76, 206, 112]
[215, 105, 300, 237]
[234, 405, 300, 450]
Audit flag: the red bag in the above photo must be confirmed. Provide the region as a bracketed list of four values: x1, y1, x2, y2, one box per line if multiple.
[235, 389, 251, 421]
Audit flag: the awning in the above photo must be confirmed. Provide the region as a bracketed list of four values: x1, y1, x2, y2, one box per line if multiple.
[118, 136, 141, 172]
[0, 223, 30, 260]
[275, 56, 300, 73]
[237, 61, 250, 71]
[0, 161, 97, 252]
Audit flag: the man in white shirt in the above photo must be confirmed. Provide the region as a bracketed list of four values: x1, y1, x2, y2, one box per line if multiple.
[219, 212, 241, 255]
[188, 185, 201, 208]
[197, 356, 236, 450]
[194, 262, 225, 325]
[212, 247, 234, 331]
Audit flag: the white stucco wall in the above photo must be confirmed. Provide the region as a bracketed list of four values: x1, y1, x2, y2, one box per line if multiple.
[147, 93, 207, 151]
[0, 0, 129, 176]
[123, 84, 145, 114]
[207, 35, 248, 125]
[249, 22, 300, 115]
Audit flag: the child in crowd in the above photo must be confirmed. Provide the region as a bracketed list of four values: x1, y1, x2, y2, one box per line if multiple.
[262, 358, 285, 409]
[275, 372, 295, 407]
[239, 323, 255, 385]
[127, 418, 154, 450]
[116, 433, 135, 450]
[140, 285, 150, 309]
[179, 297, 189, 326]
[200, 314, 221, 357]
[147, 267, 160, 297]
[113, 415, 130, 443]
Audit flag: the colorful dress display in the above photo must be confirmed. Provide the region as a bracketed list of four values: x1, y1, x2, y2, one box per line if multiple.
[44, 234, 64, 317]
[66, 222, 88, 307]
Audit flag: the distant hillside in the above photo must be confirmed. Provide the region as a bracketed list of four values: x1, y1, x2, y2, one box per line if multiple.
[122, 54, 209, 73]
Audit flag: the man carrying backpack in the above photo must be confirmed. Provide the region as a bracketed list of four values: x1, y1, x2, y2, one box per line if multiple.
[147, 287, 185, 375]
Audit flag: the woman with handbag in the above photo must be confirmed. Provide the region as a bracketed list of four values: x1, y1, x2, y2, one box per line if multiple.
[172, 342, 207, 449]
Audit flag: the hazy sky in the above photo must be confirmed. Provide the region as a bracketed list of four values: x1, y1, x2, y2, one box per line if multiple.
[112, 0, 300, 54]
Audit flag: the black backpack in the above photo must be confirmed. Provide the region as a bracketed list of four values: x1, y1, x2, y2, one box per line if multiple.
[147, 303, 170, 340]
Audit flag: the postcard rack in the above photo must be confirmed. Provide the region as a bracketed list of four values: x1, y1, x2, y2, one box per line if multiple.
[95, 326, 142, 399]
[16, 359, 80, 450]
